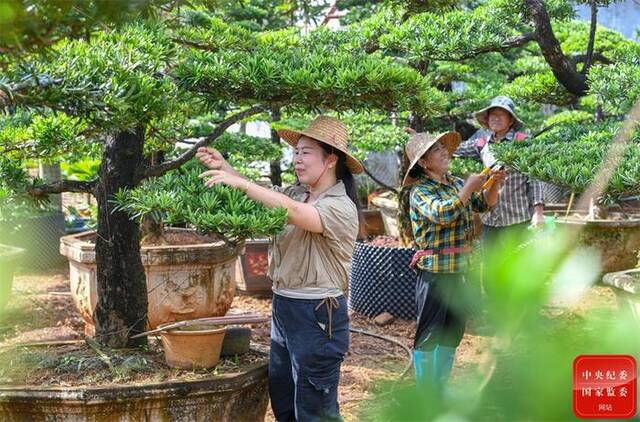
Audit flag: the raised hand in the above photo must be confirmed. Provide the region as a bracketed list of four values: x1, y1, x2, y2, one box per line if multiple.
[464, 173, 486, 192]
[196, 147, 226, 170]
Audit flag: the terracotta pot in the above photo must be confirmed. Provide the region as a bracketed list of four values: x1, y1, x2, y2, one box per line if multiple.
[237, 239, 272, 296]
[602, 268, 640, 324]
[546, 212, 640, 274]
[60, 229, 243, 335]
[0, 357, 269, 421]
[159, 323, 226, 369]
[0, 244, 24, 312]
[360, 209, 386, 238]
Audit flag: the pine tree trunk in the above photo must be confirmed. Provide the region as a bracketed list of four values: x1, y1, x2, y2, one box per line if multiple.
[270, 107, 283, 186]
[93, 128, 148, 348]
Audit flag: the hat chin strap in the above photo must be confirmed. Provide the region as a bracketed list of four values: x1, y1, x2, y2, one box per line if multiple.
[309, 159, 332, 189]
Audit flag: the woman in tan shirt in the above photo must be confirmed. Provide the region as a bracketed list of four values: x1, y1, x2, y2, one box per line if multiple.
[198, 116, 362, 422]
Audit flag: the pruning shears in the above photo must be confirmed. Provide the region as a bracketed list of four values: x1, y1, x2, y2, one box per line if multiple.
[479, 163, 505, 190]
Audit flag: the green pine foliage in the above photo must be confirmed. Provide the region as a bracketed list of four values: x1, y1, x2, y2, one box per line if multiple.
[113, 162, 288, 242]
[493, 121, 640, 199]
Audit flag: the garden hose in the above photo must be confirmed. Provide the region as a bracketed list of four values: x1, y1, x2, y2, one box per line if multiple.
[349, 327, 413, 379]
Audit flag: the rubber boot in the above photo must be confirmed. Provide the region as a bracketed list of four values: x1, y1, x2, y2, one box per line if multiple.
[434, 345, 456, 386]
[413, 349, 436, 391]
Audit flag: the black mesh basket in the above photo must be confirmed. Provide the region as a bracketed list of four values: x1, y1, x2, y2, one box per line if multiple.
[349, 241, 417, 320]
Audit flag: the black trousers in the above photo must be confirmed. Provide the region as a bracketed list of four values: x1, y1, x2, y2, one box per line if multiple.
[414, 270, 467, 351]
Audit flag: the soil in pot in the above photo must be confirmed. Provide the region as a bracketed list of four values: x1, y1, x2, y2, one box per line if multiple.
[0, 339, 266, 387]
[159, 323, 226, 370]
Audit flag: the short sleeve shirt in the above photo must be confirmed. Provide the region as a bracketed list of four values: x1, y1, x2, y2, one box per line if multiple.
[268, 181, 359, 292]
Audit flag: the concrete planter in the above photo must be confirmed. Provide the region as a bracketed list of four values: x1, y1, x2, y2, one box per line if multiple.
[0, 359, 269, 421]
[0, 244, 24, 312]
[547, 212, 640, 273]
[602, 268, 640, 324]
[60, 229, 243, 335]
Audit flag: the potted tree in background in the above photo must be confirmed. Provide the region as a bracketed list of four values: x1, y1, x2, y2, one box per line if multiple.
[493, 118, 640, 273]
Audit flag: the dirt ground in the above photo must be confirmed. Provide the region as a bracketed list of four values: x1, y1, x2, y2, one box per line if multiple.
[0, 266, 618, 421]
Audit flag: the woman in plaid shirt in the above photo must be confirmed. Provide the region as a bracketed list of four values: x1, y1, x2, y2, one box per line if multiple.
[403, 130, 505, 394]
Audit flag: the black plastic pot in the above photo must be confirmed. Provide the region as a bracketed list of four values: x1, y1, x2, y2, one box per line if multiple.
[349, 241, 417, 320]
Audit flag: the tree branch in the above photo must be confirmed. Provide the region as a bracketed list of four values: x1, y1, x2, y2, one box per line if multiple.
[524, 0, 588, 96]
[438, 33, 536, 61]
[582, 0, 598, 74]
[0, 74, 63, 107]
[28, 180, 96, 196]
[364, 32, 535, 61]
[571, 52, 612, 67]
[143, 105, 266, 179]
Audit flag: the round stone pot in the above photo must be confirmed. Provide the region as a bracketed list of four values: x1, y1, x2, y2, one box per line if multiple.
[60, 229, 243, 335]
[547, 212, 640, 274]
[221, 327, 252, 357]
[0, 358, 269, 421]
[0, 244, 24, 312]
[360, 209, 386, 238]
[159, 323, 226, 369]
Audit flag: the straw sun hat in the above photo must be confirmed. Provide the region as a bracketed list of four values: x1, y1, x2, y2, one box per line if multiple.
[401, 130, 461, 186]
[277, 115, 364, 174]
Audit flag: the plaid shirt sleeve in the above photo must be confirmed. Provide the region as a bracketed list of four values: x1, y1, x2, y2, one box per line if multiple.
[411, 184, 465, 225]
[528, 177, 545, 206]
[470, 191, 489, 213]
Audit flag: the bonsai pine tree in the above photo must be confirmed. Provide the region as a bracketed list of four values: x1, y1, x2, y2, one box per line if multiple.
[0, 6, 438, 347]
[334, 0, 640, 240]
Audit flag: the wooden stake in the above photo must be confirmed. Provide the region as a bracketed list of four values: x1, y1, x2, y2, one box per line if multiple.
[130, 313, 269, 339]
[565, 192, 575, 217]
